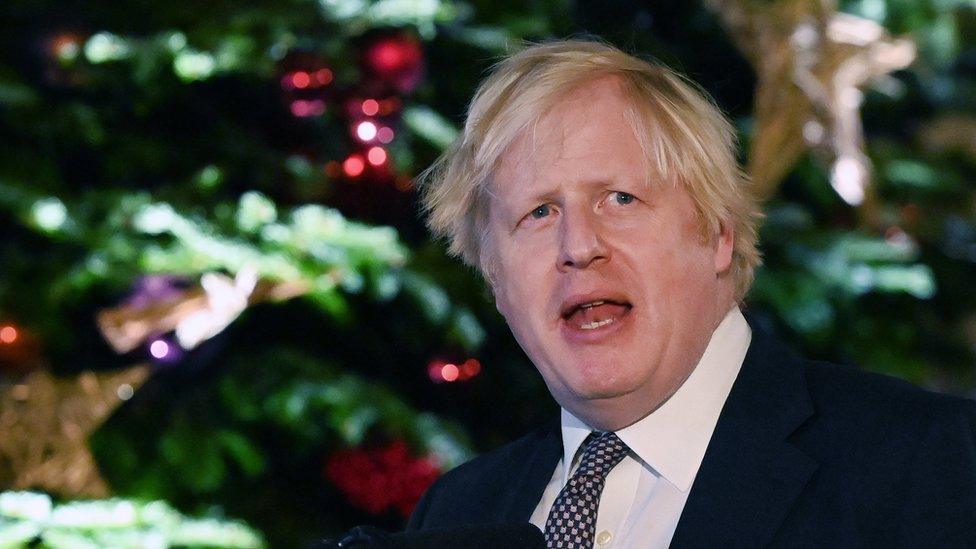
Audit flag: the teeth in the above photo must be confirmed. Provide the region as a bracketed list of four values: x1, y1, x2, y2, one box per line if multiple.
[580, 300, 605, 309]
[580, 318, 614, 330]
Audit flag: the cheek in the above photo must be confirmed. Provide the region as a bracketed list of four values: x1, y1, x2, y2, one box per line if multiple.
[494, 231, 556, 279]
[615, 228, 714, 293]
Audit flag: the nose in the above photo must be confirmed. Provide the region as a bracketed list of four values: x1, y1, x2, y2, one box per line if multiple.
[557, 207, 608, 270]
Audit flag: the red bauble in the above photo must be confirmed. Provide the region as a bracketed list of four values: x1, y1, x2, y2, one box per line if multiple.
[361, 33, 424, 94]
[324, 440, 441, 517]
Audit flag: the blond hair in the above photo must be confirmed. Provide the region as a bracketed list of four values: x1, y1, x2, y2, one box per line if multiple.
[418, 40, 763, 301]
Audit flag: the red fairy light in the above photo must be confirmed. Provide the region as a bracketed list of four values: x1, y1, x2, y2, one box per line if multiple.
[282, 69, 332, 90]
[292, 71, 311, 89]
[441, 363, 459, 382]
[428, 360, 446, 382]
[343, 155, 366, 178]
[361, 99, 380, 116]
[428, 357, 482, 383]
[0, 326, 18, 344]
[367, 146, 387, 166]
[314, 68, 333, 86]
[460, 359, 481, 379]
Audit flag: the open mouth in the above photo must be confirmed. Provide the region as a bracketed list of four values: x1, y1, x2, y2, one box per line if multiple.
[561, 299, 633, 331]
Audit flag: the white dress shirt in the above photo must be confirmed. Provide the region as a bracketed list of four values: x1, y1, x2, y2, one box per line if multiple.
[529, 306, 752, 548]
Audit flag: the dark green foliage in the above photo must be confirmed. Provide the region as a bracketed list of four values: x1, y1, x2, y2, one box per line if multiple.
[2, 0, 975, 546]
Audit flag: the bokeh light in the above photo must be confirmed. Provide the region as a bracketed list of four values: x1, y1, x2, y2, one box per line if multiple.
[149, 339, 170, 359]
[343, 155, 365, 177]
[117, 384, 135, 401]
[314, 68, 333, 86]
[460, 359, 481, 379]
[377, 126, 395, 144]
[291, 99, 326, 117]
[428, 358, 482, 383]
[0, 326, 18, 344]
[361, 99, 380, 116]
[291, 71, 311, 89]
[356, 121, 378, 141]
[367, 146, 387, 166]
[441, 363, 459, 382]
[281, 69, 332, 90]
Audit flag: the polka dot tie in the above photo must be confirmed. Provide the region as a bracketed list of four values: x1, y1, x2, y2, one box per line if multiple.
[543, 431, 629, 548]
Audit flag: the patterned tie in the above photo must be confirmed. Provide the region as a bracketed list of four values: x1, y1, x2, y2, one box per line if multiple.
[543, 431, 629, 548]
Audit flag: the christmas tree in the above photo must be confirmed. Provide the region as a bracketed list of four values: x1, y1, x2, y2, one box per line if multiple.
[1, 0, 974, 546]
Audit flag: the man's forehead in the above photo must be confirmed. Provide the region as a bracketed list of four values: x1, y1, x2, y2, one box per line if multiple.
[491, 83, 650, 190]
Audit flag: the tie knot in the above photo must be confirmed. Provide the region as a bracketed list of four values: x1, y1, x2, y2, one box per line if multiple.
[574, 431, 628, 480]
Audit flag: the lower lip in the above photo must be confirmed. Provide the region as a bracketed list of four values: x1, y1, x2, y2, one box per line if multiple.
[559, 306, 633, 344]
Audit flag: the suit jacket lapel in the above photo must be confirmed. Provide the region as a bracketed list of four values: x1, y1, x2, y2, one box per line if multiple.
[670, 325, 819, 547]
[500, 416, 563, 523]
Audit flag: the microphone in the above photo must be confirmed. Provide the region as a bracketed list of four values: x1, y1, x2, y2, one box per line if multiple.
[316, 523, 546, 548]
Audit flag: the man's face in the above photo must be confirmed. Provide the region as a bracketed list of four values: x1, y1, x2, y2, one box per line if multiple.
[487, 78, 734, 429]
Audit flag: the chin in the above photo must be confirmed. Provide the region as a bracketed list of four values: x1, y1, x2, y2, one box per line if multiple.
[565, 368, 649, 402]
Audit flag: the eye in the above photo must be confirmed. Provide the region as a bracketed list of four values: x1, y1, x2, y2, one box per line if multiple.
[610, 191, 635, 206]
[529, 204, 552, 219]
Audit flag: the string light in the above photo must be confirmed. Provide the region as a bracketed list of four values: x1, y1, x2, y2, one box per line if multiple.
[356, 121, 378, 142]
[49, 32, 83, 62]
[377, 126, 395, 144]
[0, 325, 18, 344]
[367, 146, 387, 166]
[460, 359, 481, 379]
[149, 339, 170, 359]
[314, 68, 333, 86]
[147, 337, 184, 365]
[361, 99, 380, 116]
[291, 71, 311, 89]
[343, 155, 365, 177]
[117, 384, 135, 401]
[441, 364, 459, 382]
[281, 69, 333, 90]
[427, 360, 448, 382]
[428, 358, 482, 383]
[291, 99, 326, 117]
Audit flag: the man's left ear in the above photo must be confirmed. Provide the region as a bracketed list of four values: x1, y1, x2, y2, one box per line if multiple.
[713, 220, 734, 274]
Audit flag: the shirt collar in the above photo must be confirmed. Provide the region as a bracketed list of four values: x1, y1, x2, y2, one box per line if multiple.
[559, 306, 751, 492]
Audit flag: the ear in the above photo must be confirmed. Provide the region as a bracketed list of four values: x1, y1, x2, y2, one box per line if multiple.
[713, 220, 734, 274]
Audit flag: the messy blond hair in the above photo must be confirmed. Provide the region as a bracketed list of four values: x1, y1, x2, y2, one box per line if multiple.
[418, 39, 763, 301]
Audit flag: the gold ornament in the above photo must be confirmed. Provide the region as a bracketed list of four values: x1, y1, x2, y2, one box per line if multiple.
[0, 365, 150, 497]
[706, 0, 915, 225]
[97, 276, 314, 354]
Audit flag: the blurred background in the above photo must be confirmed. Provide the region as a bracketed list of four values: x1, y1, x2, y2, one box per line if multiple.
[1, 0, 974, 546]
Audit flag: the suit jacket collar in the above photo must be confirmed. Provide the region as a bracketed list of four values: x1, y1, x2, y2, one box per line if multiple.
[493, 318, 818, 544]
[669, 318, 818, 546]
[499, 415, 563, 523]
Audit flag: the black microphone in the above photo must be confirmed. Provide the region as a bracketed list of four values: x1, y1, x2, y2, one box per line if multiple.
[316, 523, 546, 548]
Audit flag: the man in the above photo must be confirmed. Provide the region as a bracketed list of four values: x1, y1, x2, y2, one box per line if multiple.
[407, 40, 976, 547]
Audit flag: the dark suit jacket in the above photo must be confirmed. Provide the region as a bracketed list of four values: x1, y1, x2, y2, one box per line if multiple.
[407, 324, 976, 547]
